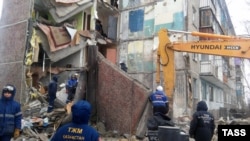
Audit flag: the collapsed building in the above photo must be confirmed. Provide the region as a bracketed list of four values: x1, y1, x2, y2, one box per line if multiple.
[1, 0, 250, 140]
[13, 0, 152, 140]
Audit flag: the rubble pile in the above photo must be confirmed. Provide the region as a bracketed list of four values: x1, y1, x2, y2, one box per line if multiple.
[11, 86, 141, 141]
[13, 86, 68, 141]
[172, 114, 250, 141]
[14, 85, 250, 141]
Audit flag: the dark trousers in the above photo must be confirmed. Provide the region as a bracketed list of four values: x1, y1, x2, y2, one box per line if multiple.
[0, 135, 12, 141]
[66, 88, 76, 103]
[47, 97, 55, 113]
[153, 106, 169, 115]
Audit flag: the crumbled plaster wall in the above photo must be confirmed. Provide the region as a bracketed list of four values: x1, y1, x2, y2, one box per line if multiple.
[97, 54, 152, 134]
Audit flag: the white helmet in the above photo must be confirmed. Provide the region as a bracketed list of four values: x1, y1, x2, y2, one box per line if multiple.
[119, 60, 124, 64]
[156, 85, 163, 91]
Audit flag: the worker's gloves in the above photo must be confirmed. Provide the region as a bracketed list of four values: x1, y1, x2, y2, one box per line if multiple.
[13, 128, 20, 139]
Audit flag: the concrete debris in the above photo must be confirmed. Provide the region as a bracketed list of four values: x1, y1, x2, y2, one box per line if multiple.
[19, 86, 142, 141]
[16, 85, 67, 140]
[210, 116, 250, 141]
[96, 121, 106, 135]
[18, 85, 250, 141]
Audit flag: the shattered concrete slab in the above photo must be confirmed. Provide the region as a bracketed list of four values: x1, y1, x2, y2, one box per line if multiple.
[35, 28, 87, 62]
[36, 0, 93, 23]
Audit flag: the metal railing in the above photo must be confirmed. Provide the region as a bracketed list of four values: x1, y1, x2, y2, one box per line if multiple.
[200, 61, 218, 77]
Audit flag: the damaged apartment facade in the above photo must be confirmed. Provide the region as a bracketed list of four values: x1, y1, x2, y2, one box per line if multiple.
[0, 0, 151, 136]
[118, 0, 244, 119]
[0, 0, 245, 137]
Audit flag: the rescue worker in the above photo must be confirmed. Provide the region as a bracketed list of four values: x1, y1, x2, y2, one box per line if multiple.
[119, 60, 128, 72]
[50, 100, 101, 141]
[95, 19, 107, 37]
[189, 101, 215, 141]
[149, 85, 169, 115]
[47, 75, 58, 113]
[66, 74, 78, 103]
[0, 84, 22, 141]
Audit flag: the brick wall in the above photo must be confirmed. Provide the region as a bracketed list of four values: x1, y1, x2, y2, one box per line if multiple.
[97, 54, 151, 134]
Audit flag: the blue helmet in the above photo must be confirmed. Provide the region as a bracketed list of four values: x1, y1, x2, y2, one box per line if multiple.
[71, 100, 91, 124]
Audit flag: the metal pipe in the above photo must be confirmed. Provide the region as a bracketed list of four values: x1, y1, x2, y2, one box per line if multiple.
[167, 29, 239, 39]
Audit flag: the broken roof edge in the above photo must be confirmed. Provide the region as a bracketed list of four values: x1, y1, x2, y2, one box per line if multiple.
[97, 0, 119, 14]
[49, 2, 93, 24]
[36, 29, 88, 62]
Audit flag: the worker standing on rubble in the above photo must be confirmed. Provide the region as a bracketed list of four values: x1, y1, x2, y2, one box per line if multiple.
[189, 101, 215, 141]
[0, 84, 22, 141]
[66, 74, 78, 104]
[47, 75, 58, 113]
[149, 85, 169, 115]
[50, 100, 101, 141]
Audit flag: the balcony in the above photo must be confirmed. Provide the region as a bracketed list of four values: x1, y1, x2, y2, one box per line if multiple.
[200, 61, 218, 76]
[200, 0, 216, 13]
[200, 61, 225, 88]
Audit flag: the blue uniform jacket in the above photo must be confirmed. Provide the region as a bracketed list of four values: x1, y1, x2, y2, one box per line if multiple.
[0, 85, 22, 136]
[51, 100, 99, 141]
[66, 78, 78, 89]
[48, 76, 58, 99]
[149, 90, 168, 107]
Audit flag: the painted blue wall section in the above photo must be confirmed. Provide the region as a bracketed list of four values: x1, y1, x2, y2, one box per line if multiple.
[144, 19, 154, 37]
[155, 11, 185, 33]
[129, 9, 144, 32]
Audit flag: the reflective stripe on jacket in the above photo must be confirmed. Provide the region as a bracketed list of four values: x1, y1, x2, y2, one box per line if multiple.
[149, 91, 168, 107]
[0, 100, 22, 135]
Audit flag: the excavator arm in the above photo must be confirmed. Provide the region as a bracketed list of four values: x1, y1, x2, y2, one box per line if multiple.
[156, 28, 250, 103]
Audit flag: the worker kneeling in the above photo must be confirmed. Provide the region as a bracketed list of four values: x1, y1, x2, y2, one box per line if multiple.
[147, 86, 174, 140]
[149, 85, 169, 115]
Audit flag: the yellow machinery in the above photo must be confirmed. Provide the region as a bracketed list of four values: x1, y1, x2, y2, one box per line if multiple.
[156, 28, 250, 106]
